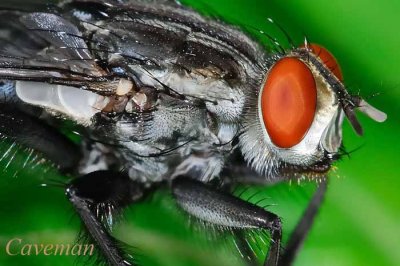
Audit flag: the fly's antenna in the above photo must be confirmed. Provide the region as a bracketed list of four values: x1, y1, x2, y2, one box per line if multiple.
[342, 95, 387, 136]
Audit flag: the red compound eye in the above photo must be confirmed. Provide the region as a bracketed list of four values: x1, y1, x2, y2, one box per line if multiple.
[261, 57, 317, 148]
[304, 43, 343, 81]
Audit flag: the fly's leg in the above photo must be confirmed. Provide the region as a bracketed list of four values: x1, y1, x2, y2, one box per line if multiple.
[172, 176, 282, 266]
[279, 178, 328, 266]
[0, 104, 147, 265]
[0, 104, 81, 172]
[66, 170, 147, 266]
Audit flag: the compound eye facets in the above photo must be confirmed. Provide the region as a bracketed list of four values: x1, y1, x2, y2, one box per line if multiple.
[261, 57, 317, 148]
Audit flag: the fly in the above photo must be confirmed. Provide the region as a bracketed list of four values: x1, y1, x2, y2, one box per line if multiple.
[0, 0, 386, 266]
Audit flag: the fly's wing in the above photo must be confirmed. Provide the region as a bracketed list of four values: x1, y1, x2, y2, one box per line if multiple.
[0, 0, 266, 125]
[0, 4, 123, 123]
[0, 0, 264, 97]
[0, 6, 112, 93]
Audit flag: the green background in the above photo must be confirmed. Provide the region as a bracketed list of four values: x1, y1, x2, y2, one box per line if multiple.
[0, 0, 399, 265]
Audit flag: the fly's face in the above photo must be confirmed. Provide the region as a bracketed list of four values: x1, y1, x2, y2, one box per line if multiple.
[240, 43, 387, 179]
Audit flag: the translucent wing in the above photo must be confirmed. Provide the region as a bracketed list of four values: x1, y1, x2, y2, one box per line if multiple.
[0, 6, 108, 92]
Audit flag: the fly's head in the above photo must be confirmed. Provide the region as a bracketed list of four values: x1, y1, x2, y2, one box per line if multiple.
[239, 43, 387, 180]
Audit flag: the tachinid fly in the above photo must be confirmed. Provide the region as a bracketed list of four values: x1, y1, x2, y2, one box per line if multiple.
[0, 0, 386, 265]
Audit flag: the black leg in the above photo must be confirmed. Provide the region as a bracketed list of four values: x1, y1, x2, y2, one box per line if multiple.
[172, 176, 282, 266]
[0, 104, 81, 172]
[279, 178, 328, 266]
[66, 170, 147, 266]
